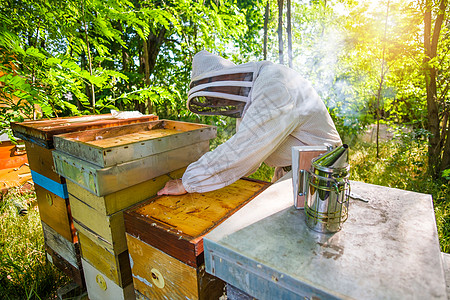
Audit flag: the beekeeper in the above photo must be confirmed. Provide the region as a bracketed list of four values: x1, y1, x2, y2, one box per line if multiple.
[158, 50, 342, 195]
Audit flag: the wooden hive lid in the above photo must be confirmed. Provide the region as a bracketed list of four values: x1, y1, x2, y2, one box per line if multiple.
[11, 114, 158, 148]
[124, 178, 270, 267]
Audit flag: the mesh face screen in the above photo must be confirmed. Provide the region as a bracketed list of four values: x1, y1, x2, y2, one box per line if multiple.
[190, 72, 253, 88]
[188, 96, 245, 118]
[188, 72, 254, 118]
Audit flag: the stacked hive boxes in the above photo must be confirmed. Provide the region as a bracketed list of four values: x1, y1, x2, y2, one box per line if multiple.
[11, 114, 157, 288]
[52, 119, 217, 300]
[124, 178, 270, 299]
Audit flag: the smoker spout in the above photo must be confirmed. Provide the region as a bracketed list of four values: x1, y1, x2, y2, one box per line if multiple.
[313, 144, 349, 170]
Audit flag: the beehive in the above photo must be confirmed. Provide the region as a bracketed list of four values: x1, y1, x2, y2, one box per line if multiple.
[124, 178, 269, 300]
[11, 114, 158, 287]
[52, 119, 217, 300]
[53, 120, 216, 196]
[69, 169, 186, 292]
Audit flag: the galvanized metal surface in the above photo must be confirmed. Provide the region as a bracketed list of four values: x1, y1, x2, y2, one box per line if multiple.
[204, 173, 447, 299]
[53, 141, 209, 196]
[442, 253, 450, 298]
[53, 120, 217, 167]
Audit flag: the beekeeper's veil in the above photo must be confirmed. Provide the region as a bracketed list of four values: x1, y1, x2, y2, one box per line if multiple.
[188, 51, 261, 118]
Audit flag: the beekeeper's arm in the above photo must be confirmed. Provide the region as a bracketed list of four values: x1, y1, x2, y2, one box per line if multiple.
[158, 78, 300, 196]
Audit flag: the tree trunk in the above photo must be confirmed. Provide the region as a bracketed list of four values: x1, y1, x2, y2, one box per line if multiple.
[140, 27, 167, 114]
[376, 0, 390, 158]
[423, 0, 447, 177]
[277, 0, 284, 65]
[287, 0, 292, 68]
[263, 1, 269, 60]
[82, 3, 95, 113]
[441, 111, 450, 171]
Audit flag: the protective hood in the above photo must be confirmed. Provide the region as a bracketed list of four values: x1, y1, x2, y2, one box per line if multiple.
[187, 50, 266, 118]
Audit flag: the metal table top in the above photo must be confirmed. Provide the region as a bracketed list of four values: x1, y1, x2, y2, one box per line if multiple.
[204, 172, 447, 299]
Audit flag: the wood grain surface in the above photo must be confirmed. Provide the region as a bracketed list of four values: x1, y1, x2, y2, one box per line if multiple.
[66, 168, 185, 215]
[124, 178, 269, 267]
[11, 114, 158, 148]
[70, 196, 128, 254]
[86, 129, 181, 147]
[42, 221, 84, 287]
[78, 231, 132, 287]
[46, 245, 85, 288]
[42, 221, 79, 268]
[24, 141, 64, 183]
[35, 184, 76, 242]
[53, 119, 216, 168]
[127, 234, 224, 300]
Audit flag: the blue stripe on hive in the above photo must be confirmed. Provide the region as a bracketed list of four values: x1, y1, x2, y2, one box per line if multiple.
[31, 170, 68, 199]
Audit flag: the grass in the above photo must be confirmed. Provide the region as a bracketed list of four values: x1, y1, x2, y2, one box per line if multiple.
[0, 186, 69, 300]
[0, 134, 448, 299]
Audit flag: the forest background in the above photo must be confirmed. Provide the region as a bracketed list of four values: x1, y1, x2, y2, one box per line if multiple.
[1, 0, 450, 298]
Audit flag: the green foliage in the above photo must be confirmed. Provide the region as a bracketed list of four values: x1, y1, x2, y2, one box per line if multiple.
[443, 169, 450, 181]
[248, 163, 275, 182]
[0, 187, 69, 299]
[0, 0, 259, 138]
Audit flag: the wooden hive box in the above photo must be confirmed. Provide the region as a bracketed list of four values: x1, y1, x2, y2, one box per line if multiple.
[81, 258, 135, 300]
[52, 120, 217, 196]
[11, 114, 158, 149]
[124, 178, 270, 300]
[11, 114, 158, 288]
[69, 169, 185, 290]
[35, 184, 75, 243]
[42, 221, 84, 286]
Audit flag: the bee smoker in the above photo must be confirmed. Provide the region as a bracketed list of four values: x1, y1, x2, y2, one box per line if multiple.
[295, 144, 350, 233]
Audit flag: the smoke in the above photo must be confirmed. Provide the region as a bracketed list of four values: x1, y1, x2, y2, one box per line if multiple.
[292, 24, 363, 130]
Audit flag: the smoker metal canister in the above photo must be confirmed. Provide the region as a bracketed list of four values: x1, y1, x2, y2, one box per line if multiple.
[301, 144, 350, 233]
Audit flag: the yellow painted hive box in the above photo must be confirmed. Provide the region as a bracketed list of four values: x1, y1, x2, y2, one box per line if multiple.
[124, 178, 270, 300]
[11, 114, 159, 290]
[72, 169, 185, 288]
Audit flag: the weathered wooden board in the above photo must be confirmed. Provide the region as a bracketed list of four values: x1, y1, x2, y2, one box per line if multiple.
[24, 141, 64, 183]
[11, 114, 158, 148]
[35, 184, 76, 242]
[46, 245, 85, 288]
[127, 234, 224, 300]
[78, 231, 132, 287]
[53, 120, 217, 167]
[82, 258, 135, 300]
[291, 146, 328, 209]
[53, 141, 209, 196]
[66, 168, 185, 216]
[42, 221, 80, 268]
[70, 195, 128, 254]
[124, 178, 270, 268]
[42, 221, 84, 287]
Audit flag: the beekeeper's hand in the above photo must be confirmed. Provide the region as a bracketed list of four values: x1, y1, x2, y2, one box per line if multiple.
[157, 179, 187, 196]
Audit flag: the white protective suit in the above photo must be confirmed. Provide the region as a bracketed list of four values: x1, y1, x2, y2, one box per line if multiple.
[182, 51, 342, 193]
